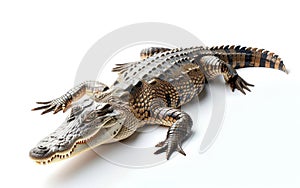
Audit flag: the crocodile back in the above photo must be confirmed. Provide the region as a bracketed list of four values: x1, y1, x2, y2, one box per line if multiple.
[111, 47, 207, 110]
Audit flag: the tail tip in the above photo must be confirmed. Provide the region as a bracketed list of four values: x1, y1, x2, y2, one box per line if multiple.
[282, 66, 289, 74]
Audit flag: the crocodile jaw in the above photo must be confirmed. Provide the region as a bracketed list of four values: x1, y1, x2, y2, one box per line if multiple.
[30, 118, 123, 164]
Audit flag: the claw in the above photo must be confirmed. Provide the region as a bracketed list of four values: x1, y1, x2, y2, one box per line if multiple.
[235, 80, 245, 94]
[154, 145, 167, 155]
[53, 105, 62, 114]
[31, 105, 51, 111]
[62, 105, 67, 113]
[240, 80, 251, 92]
[32, 94, 72, 115]
[62, 104, 71, 113]
[154, 138, 186, 160]
[176, 145, 186, 156]
[228, 75, 254, 95]
[155, 141, 165, 147]
[41, 105, 56, 115]
[166, 148, 173, 160]
[36, 101, 51, 105]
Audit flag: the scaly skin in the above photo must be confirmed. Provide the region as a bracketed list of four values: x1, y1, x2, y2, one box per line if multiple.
[30, 45, 287, 164]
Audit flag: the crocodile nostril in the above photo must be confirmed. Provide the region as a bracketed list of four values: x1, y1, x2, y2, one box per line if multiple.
[38, 145, 47, 150]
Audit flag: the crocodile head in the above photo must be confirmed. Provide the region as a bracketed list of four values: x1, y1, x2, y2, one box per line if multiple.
[29, 97, 127, 164]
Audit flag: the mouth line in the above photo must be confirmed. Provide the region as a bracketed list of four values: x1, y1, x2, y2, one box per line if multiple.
[33, 138, 90, 165]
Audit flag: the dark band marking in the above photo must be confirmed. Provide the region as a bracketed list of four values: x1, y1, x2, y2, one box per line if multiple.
[259, 52, 267, 67]
[234, 46, 241, 69]
[223, 45, 233, 64]
[244, 48, 253, 67]
[279, 61, 284, 70]
[168, 110, 180, 120]
[165, 93, 171, 107]
[270, 61, 275, 68]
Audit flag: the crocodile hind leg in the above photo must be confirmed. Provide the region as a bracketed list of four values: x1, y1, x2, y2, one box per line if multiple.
[150, 105, 192, 160]
[200, 55, 254, 94]
[32, 81, 109, 115]
[140, 47, 171, 59]
[222, 63, 254, 94]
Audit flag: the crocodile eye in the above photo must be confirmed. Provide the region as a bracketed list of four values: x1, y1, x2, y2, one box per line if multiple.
[84, 112, 97, 122]
[73, 106, 82, 112]
[82, 98, 94, 107]
[67, 106, 83, 122]
[70, 105, 83, 116]
[89, 112, 96, 118]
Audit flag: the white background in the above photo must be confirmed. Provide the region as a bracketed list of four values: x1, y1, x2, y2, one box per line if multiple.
[1, 0, 299, 187]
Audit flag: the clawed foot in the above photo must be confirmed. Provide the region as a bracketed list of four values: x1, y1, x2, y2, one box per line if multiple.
[228, 75, 254, 95]
[154, 137, 186, 160]
[32, 94, 72, 115]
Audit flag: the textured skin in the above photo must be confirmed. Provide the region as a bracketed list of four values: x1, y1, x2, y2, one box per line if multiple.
[31, 45, 287, 163]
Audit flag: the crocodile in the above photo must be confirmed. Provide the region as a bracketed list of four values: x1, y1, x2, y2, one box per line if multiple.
[30, 45, 287, 164]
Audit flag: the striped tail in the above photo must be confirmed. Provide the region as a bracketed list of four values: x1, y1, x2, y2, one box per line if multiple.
[210, 45, 287, 73]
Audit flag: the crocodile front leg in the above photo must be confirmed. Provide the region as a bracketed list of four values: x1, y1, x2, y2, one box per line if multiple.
[32, 81, 109, 114]
[151, 106, 193, 160]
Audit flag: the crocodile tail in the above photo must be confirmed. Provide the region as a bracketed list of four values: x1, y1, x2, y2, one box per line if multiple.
[210, 45, 288, 73]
